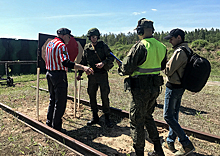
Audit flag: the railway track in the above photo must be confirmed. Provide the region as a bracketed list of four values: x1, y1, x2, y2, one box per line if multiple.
[32, 86, 220, 144]
[1, 86, 219, 156]
[0, 102, 107, 156]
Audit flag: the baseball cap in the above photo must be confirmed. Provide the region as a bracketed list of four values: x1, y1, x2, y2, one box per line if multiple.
[57, 28, 73, 37]
[134, 18, 154, 30]
[164, 28, 185, 40]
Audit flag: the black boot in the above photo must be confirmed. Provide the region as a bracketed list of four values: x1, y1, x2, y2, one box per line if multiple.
[148, 140, 165, 156]
[105, 113, 113, 128]
[134, 146, 144, 156]
[135, 150, 144, 156]
[87, 112, 99, 126]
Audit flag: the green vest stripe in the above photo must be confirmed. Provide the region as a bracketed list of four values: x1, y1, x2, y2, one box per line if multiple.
[131, 38, 166, 77]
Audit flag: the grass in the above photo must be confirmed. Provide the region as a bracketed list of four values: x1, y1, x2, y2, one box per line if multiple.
[67, 70, 220, 135]
[0, 109, 75, 156]
[0, 71, 220, 155]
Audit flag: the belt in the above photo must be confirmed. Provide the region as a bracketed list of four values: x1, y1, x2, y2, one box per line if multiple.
[47, 70, 66, 73]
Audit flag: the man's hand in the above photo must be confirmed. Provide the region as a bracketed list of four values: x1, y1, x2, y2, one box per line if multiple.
[76, 75, 81, 81]
[74, 63, 94, 75]
[95, 62, 104, 69]
[83, 66, 94, 75]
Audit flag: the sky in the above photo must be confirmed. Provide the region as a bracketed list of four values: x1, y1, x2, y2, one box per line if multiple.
[0, 0, 220, 40]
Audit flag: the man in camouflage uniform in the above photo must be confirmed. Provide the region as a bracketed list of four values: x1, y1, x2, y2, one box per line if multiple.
[77, 28, 114, 128]
[117, 18, 167, 156]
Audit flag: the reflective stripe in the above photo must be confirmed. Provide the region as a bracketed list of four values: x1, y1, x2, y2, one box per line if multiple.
[136, 67, 161, 73]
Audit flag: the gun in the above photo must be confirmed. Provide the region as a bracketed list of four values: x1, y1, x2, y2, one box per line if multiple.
[110, 52, 122, 64]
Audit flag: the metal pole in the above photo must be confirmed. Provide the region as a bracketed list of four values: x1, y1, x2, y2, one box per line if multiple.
[5, 63, 8, 78]
[36, 67, 40, 120]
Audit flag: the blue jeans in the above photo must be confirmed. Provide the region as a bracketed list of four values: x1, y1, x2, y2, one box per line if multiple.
[163, 87, 190, 146]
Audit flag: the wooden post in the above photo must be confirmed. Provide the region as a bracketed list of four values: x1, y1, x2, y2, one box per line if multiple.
[74, 70, 77, 117]
[78, 79, 81, 109]
[36, 67, 40, 121]
[74, 41, 83, 117]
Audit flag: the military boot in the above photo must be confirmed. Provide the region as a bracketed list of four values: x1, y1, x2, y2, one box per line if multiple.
[148, 140, 165, 156]
[134, 146, 144, 156]
[135, 150, 144, 156]
[105, 113, 113, 128]
[87, 112, 99, 126]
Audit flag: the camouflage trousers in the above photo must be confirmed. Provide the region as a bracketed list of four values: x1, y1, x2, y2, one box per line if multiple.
[87, 72, 110, 114]
[130, 86, 160, 150]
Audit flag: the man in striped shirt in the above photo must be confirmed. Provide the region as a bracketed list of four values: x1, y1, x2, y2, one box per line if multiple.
[45, 28, 93, 132]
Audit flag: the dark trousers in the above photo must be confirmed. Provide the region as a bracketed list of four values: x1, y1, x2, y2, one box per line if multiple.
[130, 84, 160, 150]
[46, 70, 68, 131]
[87, 72, 110, 114]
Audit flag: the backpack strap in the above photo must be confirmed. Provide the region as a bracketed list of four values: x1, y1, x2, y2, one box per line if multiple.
[175, 46, 193, 83]
[180, 46, 193, 61]
[91, 43, 102, 62]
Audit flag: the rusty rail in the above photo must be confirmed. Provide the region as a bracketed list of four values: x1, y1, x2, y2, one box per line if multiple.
[0, 102, 107, 156]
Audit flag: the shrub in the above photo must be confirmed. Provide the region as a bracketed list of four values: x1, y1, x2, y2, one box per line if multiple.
[205, 43, 215, 51]
[216, 51, 220, 56]
[191, 39, 209, 49]
[214, 41, 220, 49]
[114, 42, 121, 46]
[210, 60, 220, 68]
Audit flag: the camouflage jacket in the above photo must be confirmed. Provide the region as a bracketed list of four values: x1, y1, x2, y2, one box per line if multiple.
[118, 40, 147, 76]
[79, 41, 114, 75]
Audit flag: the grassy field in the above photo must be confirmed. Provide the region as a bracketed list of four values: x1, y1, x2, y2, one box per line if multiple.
[1, 38, 220, 155]
[0, 74, 77, 155]
[71, 70, 220, 136]
[0, 110, 77, 156]
[0, 70, 220, 155]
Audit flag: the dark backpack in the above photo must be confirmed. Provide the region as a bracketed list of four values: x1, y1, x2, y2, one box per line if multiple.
[178, 47, 211, 92]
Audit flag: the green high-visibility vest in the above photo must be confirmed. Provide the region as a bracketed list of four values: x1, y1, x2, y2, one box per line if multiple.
[131, 38, 166, 77]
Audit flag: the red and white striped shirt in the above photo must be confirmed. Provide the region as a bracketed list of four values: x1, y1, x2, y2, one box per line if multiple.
[45, 37, 70, 71]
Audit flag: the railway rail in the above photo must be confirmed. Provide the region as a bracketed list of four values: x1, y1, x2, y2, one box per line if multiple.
[32, 86, 220, 144]
[1, 86, 219, 156]
[0, 102, 107, 156]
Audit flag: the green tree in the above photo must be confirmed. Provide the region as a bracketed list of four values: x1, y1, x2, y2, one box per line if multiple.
[198, 29, 205, 40]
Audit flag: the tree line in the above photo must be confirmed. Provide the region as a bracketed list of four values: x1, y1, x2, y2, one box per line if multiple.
[79, 28, 220, 46]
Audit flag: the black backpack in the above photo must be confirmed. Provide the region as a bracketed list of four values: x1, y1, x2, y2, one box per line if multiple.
[178, 47, 211, 92]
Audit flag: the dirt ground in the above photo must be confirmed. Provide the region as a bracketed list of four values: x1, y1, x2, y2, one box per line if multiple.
[1, 80, 219, 155]
[14, 100, 176, 156]
[14, 94, 217, 156]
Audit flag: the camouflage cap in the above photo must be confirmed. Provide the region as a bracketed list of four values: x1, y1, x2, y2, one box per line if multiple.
[135, 18, 154, 30]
